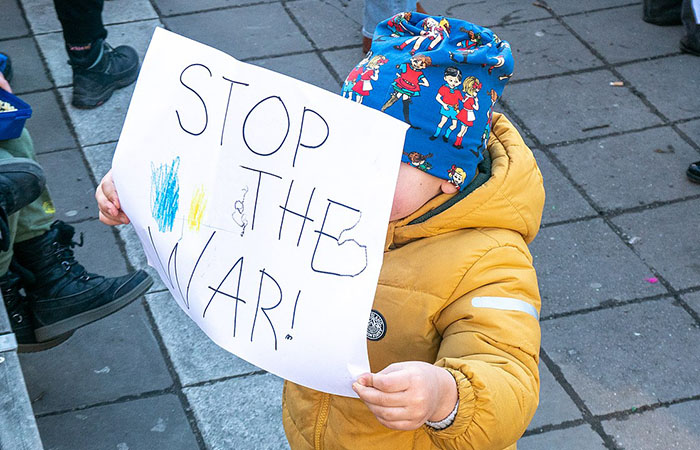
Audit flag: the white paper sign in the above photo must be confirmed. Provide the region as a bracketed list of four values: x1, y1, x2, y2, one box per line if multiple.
[112, 28, 408, 397]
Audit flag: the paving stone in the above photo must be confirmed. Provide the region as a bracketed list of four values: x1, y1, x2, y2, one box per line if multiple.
[617, 55, 700, 122]
[146, 291, 258, 386]
[0, 37, 52, 94]
[530, 219, 666, 317]
[184, 373, 289, 450]
[602, 401, 700, 450]
[528, 361, 582, 430]
[82, 141, 116, 182]
[532, 149, 596, 225]
[677, 118, 700, 144]
[152, 0, 270, 16]
[544, 0, 635, 16]
[163, 4, 313, 61]
[36, 148, 98, 223]
[519, 425, 606, 450]
[495, 18, 601, 81]
[287, 0, 362, 50]
[252, 53, 341, 94]
[36, 20, 161, 88]
[20, 300, 172, 415]
[542, 298, 700, 416]
[22, 0, 157, 35]
[57, 84, 134, 146]
[324, 47, 366, 86]
[552, 127, 700, 212]
[683, 291, 700, 316]
[505, 70, 662, 145]
[611, 199, 700, 291]
[0, 0, 29, 39]
[564, 6, 685, 64]
[427, 0, 552, 28]
[37, 394, 198, 450]
[20, 90, 76, 153]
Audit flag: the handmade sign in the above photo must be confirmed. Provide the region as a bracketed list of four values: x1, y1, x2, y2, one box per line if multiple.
[112, 28, 407, 397]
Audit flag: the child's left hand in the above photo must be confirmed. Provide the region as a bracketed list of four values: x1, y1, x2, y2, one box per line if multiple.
[352, 361, 458, 431]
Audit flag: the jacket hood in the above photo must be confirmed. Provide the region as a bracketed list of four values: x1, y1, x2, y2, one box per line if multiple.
[388, 113, 545, 248]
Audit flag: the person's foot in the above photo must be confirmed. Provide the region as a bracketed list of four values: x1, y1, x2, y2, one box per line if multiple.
[0, 158, 46, 251]
[68, 39, 140, 109]
[680, 35, 700, 56]
[13, 221, 153, 342]
[687, 161, 700, 184]
[0, 270, 73, 352]
[642, 0, 683, 25]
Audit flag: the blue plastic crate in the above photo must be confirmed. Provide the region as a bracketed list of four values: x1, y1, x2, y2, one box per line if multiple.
[0, 89, 32, 141]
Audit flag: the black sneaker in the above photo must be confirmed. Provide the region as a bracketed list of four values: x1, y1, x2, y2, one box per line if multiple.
[13, 221, 153, 342]
[688, 161, 700, 184]
[0, 158, 46, 251]
[68, 39, 140, 109]
[0, 270, 73, 352]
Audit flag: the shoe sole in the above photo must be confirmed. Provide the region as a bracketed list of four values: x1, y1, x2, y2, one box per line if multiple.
[18, 331, 74, 353]
[71, 69, 139, 109]
[34, 276, 153, 342]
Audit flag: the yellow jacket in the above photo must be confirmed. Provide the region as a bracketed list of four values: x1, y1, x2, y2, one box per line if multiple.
[283, 113, 545, 450]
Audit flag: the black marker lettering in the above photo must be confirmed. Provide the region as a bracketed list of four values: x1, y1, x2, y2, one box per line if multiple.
[250, 269, 283, 350]
[242, 96, 290, 156]
[311, 200, 368, 277]
[186, 231, 217, 306]
[176, 63, 212, 136]
[204, 256, 246, 338]
[278, 179, 315, 246]
[167, 242, 186, 308]
[220, 76, 249, 146]
[293, 107, 329, 167]
[240, 166, 282, 231]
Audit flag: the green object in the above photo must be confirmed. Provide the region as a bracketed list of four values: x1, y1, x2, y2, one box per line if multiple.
[0, 129, 55, 275]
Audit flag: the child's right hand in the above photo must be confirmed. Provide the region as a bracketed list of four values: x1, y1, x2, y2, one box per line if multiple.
[96, 169, 130, 225]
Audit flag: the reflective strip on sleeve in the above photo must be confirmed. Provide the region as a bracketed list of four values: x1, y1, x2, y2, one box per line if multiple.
[471, 296, 540, 321]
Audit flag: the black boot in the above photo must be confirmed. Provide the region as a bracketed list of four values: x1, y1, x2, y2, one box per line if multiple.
[688, 161, 700, 183]
[0, 269, 73, 352]
[0, 158, 46, 251]
[68, 38, 140, 109]
[13, 221, 153, 342]
[642, 0, 683, 25]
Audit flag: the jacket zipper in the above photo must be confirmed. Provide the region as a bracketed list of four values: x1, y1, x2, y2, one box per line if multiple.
[314, 393, 331, 449]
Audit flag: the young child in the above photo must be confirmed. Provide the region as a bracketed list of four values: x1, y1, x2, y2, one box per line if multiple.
[96, 14, 544, 450]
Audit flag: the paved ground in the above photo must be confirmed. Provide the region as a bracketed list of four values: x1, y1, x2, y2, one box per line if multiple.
[2, 0, 699, 448]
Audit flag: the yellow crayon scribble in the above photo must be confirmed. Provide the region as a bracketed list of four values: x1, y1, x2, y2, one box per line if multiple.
[43, 201, 56, 214]
[187, 185, 208, 231]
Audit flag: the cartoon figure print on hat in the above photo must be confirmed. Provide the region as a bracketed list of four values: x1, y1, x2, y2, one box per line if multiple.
[341, 12, 514, 191]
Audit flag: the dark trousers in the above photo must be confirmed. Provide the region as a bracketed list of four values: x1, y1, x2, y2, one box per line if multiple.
[53, 0, 107, 46]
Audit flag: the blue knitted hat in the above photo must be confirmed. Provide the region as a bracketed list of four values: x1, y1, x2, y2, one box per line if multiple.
[341, 13, 514, 190]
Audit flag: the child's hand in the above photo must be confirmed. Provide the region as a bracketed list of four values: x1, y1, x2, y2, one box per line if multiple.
[352, 361, 458, 431]
[0, 72, 12, 93]
[95, 169, 130, 225]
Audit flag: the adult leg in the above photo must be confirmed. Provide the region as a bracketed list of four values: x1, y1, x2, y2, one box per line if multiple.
[53, 0, 139, 109]
[680, 0, 700, 55]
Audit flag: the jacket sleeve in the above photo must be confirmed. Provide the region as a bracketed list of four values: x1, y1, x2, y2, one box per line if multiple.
[426, 243, 541, 450]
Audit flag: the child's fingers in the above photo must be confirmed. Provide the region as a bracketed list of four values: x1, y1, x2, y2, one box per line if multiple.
[99, 170, 121, 209]
[353, 382, 406, 408]
[371, 369, 411, 393]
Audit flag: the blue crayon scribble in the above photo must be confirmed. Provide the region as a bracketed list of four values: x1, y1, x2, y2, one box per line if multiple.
[151, 157, 181, 232]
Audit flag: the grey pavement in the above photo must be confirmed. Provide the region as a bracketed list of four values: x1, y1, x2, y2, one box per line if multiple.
[3, 0, 699, 448]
